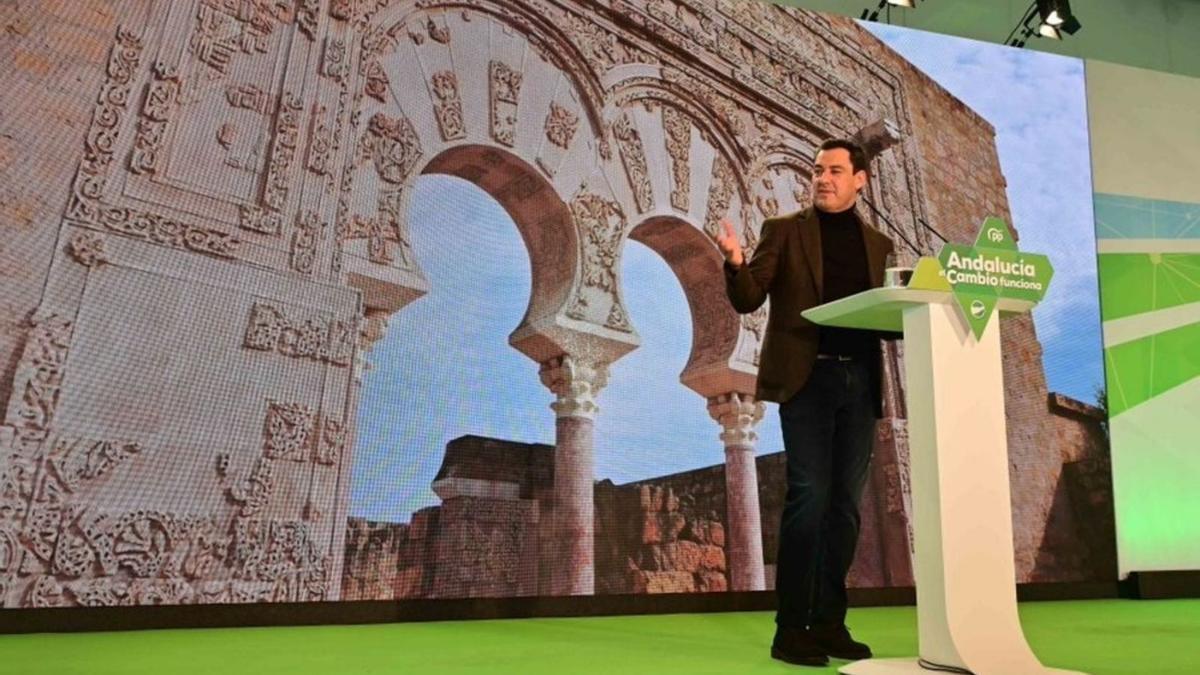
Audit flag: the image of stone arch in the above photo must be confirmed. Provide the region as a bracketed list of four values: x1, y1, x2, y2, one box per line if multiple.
[0, 0, 1110, 608]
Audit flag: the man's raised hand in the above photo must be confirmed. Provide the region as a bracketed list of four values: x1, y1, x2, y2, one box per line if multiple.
[716, 219, 744, 267]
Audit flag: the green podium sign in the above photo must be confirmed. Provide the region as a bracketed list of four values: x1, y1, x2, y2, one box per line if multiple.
[913, 217, 1054, 339]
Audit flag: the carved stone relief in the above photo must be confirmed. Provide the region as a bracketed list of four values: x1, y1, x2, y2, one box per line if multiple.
[263, 92, 303, 212]
[66, 232, 109, 267]
[129, 62, 181, 176]
[612, 114, 653, 214]
[662, 69, 747, 140]
[264, 401, 317, 462]
[311, 83, 350, 195]
[220, 86, 271, 174]
[52, 26, 254, 254]
[559, 9, 657, 73]
[240, 205, 282, 235]
[189, 0, 284, 75]
[741, 213, 760, 260]
[4, 494, 332, 606]
[431, 71, 467, 141]
[662, 107, 691, 212]
[373, 188, 412, 266]
[322, 37, 349, 81]
[229, 518, 330, 602]
[0, 527, 22, 577]
[335, 185, 415, 268]
[306, 104, 334, 177]
[330, 0, 354, 22]
[243, 302, 356, 367]
[65, 28, 143, 226]
[47, 437, 142, 494]
[0, 454, 38, 522]
[101, 208, 241, 258]
[358, 112, 423, 185]
[703, 155, 736, 239]
[297, 0, 321, 41]
[489, 60, 522, 147]
[419, 15, 452, 44]
[225, 84, 273, 114]
[544, 103, 579, 150]
[290, 211, 324, 275]
[363, 60, 390, 103]
[315, 417, 347, 466]
[565, 191, 632, 332]
[754, 175, 778, 219]
[5, 314, 74, 440]
[229, 457, 275, 517]
[793, 172, 811, 208]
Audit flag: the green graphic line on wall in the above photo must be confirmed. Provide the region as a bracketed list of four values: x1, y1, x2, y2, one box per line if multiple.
[1097, 253, 1200, 321]
[1103, 295, 1200, 418]
[1095, 193, 1200, 417]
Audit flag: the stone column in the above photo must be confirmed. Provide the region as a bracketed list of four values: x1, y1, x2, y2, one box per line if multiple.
[538, 354, 609, 596]
[708, 392, 766, 591]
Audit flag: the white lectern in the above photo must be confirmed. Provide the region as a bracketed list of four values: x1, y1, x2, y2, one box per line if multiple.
[803, 287, 1084, 675]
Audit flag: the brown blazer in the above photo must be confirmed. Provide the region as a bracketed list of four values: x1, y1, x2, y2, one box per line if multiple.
[724, 206, 895, 415]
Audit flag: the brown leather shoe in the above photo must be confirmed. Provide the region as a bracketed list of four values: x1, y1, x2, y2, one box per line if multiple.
[811, 623, 873, 660]
[771, 626, 830, 667]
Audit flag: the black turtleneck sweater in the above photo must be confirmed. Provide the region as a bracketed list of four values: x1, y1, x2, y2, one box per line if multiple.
[816, 208, 876, 357]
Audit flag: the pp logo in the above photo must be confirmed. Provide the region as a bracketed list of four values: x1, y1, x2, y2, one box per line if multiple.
[970, 300, 987, 319]
[986, 227, 1004, 243]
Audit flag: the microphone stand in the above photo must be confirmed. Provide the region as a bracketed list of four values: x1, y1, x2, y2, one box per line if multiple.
[858, 196, 927, 258]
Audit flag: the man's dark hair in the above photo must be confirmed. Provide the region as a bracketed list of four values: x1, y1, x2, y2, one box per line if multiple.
[817, 138, 870, 176]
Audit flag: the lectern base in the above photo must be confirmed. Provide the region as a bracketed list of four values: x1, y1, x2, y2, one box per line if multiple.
[839, 657, 1085, 674]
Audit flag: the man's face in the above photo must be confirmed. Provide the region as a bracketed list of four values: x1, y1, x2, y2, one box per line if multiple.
[812, 148, 867, 213]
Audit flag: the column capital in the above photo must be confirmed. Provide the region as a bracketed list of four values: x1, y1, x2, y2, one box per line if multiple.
[707, 392, 764, 448]
[539, 354, 610, 420]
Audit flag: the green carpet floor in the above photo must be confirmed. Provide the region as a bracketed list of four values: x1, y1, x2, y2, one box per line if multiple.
[2, 599, 1197, 674]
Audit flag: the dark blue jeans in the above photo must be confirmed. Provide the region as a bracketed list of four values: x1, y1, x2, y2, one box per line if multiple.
[775, 358, 876, 629]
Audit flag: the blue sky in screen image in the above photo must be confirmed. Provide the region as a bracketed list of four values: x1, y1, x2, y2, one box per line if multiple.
[349, 23, 1103, 522]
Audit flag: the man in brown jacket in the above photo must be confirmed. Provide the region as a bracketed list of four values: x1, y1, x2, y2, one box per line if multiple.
[719, 139, 895, 667]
